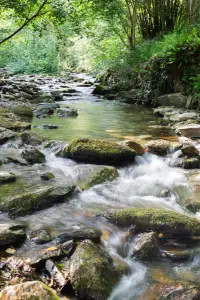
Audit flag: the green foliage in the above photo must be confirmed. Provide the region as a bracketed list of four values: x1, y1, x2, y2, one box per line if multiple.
[0, 29, 59, 74]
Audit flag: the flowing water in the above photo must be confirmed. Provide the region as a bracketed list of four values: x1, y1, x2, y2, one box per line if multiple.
[2, 74, 200, 299]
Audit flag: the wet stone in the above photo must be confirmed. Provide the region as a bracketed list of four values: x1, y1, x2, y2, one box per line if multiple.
[40, 172, 55, 181]
[29, 229, 52, 244]
[131, 232, 160, 261]
[22, 148, 45, 164]
[57, 108, 78, 117]
[56, 227, 102, 243]
[0, 281, 60, 300]
[0, 127, 17, 145]
[0, 172, 16, 184]
[0, 223, 26, 248]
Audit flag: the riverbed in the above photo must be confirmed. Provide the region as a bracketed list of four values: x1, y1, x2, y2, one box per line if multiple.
[1, 73, 200, 299]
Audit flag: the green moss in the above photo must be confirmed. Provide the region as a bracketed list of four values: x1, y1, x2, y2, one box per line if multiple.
[182, 157, 200, 169]
[79, 166, 119, 190]
[65, 138, 136, 165]
[70, 240, 120, 300]
[12, 105, 33, 118]
[0, 116, 31, 131]
[40, 283, 60, 300]
[0, 180, 75, 216]
[105, 208, 200, 236]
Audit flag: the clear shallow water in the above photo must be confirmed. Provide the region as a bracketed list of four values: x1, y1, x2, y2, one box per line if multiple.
[32, 87, 175, 143]
[3, 79, 200, 299]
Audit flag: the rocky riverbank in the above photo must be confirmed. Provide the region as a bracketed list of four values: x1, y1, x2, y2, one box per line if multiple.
[1, 70, 200, 299]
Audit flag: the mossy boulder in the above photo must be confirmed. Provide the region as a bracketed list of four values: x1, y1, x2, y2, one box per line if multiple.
[76, 165, 119, 190]
[65, 138, 136, 165]
[104, 208, 200, 236]
[0, 223, 26, 248]
[69, 240, 120, 300]
[12, 105, 33, 118]
[0, 184, 75, 216]
[0, 116, 31, 131]
[0, 281, 60, 300]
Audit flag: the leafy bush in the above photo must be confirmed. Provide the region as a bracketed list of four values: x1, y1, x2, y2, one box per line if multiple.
[0, 29, 60, 74]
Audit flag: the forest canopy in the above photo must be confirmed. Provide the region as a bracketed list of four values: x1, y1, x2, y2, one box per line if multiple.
[0, 0, 199, 74]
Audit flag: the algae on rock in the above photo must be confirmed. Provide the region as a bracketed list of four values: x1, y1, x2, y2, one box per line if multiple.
[65, 138, 136, 165]
[104, 208, 200, 236]
[70, 239, 121, 300]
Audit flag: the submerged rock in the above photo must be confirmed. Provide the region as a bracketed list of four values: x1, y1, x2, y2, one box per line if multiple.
[142, 282, 200, 300]
[0, 184, 75, 216]
[0, 127, 17, 145]
[0, 223, 26, 248]
[22, 148, 45, 164]
[65, 138, 136, 165]
[0, 172, 16, 184]
[40, 124, 59, 130]
[0, 281, 60, 300]
[146, 139, 171, 155]
[132, 232, 160, 261]
[76, 165, 119, 190]
[69, 240, 120, 300]
[57, 108, 78, 117]
[104, 208, 200, 236]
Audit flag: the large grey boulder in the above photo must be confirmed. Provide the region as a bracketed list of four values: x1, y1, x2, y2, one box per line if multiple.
[157, 93, 188, 108]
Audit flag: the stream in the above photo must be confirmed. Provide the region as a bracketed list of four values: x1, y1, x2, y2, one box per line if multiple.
[1, 73, 200, 299]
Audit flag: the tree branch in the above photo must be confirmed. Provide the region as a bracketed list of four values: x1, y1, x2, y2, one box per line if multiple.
[0, 0, 49, 45]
